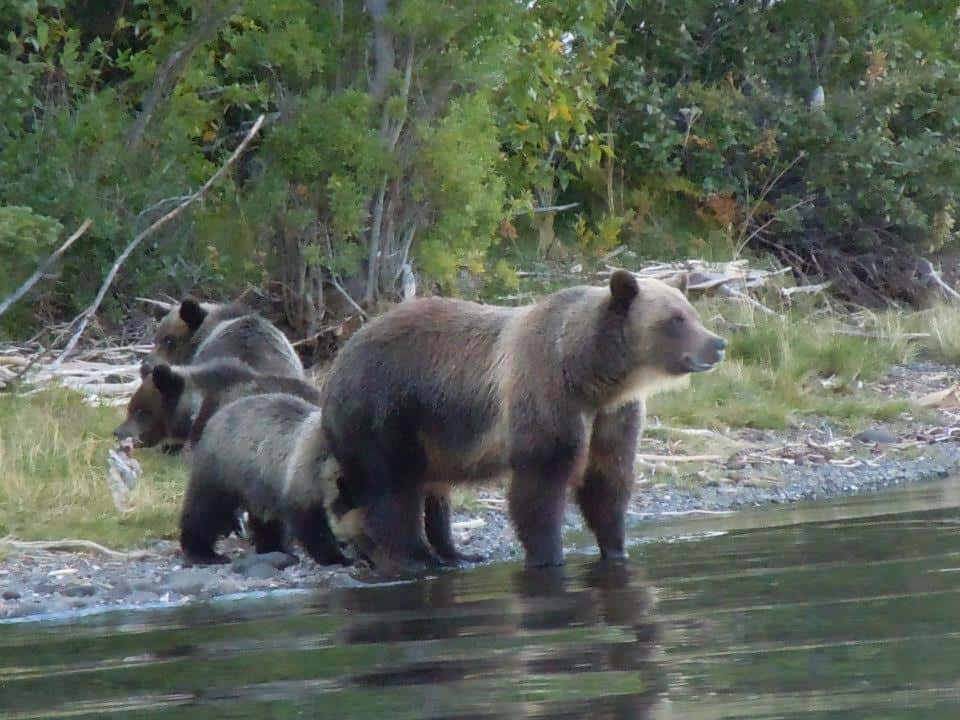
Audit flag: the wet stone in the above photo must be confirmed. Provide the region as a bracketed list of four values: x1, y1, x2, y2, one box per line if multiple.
[3, 589, 22, 601]
[127, 590, 161, 604]
[232, 552, 298, 574]
[242, 562, 280, 580]
[163, 569, 215, 596]
[61, 584, 97, 598]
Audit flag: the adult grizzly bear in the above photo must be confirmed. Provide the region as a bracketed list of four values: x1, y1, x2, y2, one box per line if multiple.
[113, 358, 323, 450]
[181, 392, 350, 566]
[145, 298, 302, 379]
[321, 270, 725, 570]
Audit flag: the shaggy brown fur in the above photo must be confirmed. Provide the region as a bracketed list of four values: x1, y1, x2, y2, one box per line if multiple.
[181, 393, 349, 566]
[145, 297, 303, 378]
[113, 358, 321, 451]
[321, 270, 725, 571]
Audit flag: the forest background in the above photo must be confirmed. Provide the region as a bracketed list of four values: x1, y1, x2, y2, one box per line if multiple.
[2, 0, 959, 340]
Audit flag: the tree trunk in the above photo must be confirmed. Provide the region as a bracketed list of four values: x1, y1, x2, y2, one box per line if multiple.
[535, 212, 556, 258]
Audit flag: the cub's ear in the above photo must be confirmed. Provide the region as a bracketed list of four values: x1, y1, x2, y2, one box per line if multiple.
[179, 297, 207, 332]
[152, 364, 185, 402]
[609, 269, 640, 313]
[663, 272, 689, 296]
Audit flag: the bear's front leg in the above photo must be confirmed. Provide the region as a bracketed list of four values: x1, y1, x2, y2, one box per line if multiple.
[577, 401, 642, 561]
[509, 429, 585, 568]
[508, 469, 570, 567]
[179, 476, 239, 565]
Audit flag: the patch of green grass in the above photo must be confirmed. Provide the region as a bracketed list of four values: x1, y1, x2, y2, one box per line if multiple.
[0, 389, 186, 548]
[649, 300, 919, 430]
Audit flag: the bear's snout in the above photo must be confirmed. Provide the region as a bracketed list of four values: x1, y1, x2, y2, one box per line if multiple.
[682, 334, 726, 373]
[113, 422, 133, 441]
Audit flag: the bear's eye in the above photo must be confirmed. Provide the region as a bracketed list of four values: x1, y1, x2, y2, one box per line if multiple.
[163, 337, 176, 349]
[670, 314, 686, 327]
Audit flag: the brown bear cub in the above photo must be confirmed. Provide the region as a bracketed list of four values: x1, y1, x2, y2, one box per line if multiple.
[181, 392, 351, 566]
[145, 297, 303, 379]
[321, 270, 726, 571]
[113, 358, 322, 451]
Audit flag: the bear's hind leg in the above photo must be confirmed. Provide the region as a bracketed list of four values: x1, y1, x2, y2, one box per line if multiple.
[247, 514, 293, 556]
[289, 504, 351, 566]
[424, 493, 485, 565]
[180, 476, 238, 565]
[365, 490, 443, 572]
[577, 402, 641, 562]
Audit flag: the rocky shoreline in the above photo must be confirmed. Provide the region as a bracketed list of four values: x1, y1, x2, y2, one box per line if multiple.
[4, 358, 960, 623]
[3, 443, 959, 623]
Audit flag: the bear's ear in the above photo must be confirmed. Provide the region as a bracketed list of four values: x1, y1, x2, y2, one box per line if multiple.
[609, 269, 640, 313]
[152, 364, 185, 402]
[179, 297, 207, 332]
[663, 272, 689, 296]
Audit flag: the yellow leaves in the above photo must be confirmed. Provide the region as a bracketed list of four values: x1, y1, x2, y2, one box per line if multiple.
[514, 121, 531, 132]
[548, 39, 565, 55]
[865, 47, 888, 87]
[548, 102, 572, 123]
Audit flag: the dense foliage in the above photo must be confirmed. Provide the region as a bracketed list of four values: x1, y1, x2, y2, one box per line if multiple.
[1, 1, 957, 336]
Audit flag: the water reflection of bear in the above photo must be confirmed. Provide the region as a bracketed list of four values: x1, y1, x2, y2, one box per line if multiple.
[333, 561, 663, 718]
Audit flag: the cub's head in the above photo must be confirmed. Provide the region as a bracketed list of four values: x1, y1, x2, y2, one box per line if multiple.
[113, 364, 189, 452]
[606, 269, 726, 398]
[144, 297, 208, 370]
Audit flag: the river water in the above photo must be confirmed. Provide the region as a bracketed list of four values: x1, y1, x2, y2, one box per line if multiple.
[4, 476, 960, 719]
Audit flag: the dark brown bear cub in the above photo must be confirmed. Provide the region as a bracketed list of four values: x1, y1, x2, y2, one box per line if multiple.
[145, 297, 303, 378]
[113, 358, 321, 451]
[181, 392, 349, 566]
[321, 270, 725, 571]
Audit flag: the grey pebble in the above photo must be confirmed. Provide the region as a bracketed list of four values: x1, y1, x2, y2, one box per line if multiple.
[127, 590, 161, 604]
[61, 584, 97, 598]
[163, 569, 215, 596]
[855, 427, 898, 444]
[242, 562, 280, 580]
[232, 552, 298, 574]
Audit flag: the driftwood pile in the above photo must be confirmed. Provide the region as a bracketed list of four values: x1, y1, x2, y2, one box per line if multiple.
[507, 258, 826, 316]
[0, 342, 148, 406]
[595, 258, 828, 318]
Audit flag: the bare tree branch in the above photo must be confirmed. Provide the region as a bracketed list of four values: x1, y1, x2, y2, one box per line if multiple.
[321, 227, 368, 319]
[0, 219, 92, 320]
[919, 258, 960, 305]
[49, 114, 266, 369]
[124, 1, 239, 149]
[522, 203, 581, 215]
[366, 0, 394, 102]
